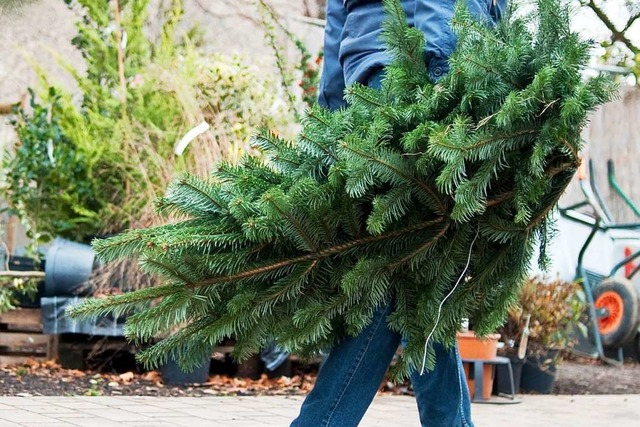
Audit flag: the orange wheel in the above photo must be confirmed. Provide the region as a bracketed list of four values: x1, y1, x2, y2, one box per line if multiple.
[593, 278, 639, 348]
[595, 291, 624, 335]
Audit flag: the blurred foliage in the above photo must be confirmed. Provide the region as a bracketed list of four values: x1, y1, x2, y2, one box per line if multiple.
[257, 0, 324, 118]
[1, 0, 294, 253]
[0, 277, 40, 314]
[4, 88, 103, 244]
[498, 276, 587, 358]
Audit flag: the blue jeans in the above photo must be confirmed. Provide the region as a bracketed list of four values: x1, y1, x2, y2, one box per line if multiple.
[291, 303, 473, 427]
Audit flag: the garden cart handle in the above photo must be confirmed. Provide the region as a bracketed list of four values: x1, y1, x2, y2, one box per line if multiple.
[608, 159, 640, 219]
[589, 159, 614, 223]
[577, 157, 612, 225]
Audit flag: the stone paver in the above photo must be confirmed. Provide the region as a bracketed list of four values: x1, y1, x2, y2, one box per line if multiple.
[0, 395, 636, 426]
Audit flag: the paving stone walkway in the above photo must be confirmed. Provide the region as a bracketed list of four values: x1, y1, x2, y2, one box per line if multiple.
[0, 394, 637, 426]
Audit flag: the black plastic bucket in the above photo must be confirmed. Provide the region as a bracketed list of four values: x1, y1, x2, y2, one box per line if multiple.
[494, 355, 524, 395]
[44, 238, 97, 296]
[161, 357, 211, 386]
[520, 351, 558, 394]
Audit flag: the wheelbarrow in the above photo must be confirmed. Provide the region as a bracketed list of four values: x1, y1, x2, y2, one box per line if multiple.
[558, 158, 640, 365]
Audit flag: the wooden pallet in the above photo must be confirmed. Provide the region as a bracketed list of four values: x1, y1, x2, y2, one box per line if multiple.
[0, 308, 57, 365]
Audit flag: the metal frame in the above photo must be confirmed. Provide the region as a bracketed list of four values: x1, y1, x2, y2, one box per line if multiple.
[559, 158, 640, 365]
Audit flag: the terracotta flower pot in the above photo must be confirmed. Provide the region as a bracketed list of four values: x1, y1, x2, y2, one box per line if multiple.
[457, 332, 501, 400]
[457, 332, 501, 359]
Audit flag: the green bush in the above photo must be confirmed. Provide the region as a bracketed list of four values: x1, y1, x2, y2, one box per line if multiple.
[3, 88, 104, 243]
[1, 0, 295, 250]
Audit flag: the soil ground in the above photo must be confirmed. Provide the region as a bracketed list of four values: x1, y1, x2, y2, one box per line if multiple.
[554, 357, 640, 395]
[0, 356, 639, 397]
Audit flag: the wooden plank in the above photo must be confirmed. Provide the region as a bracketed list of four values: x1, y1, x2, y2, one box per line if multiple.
[0, 332, 51, 348]
[0, 309, 42, 328]
[0, 349, 48, 357]
[566, 86, 640, 223]
[1, 323, 42, 333]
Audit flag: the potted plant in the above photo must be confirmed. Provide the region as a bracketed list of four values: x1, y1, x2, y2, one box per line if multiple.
[497, 276, 586, 394]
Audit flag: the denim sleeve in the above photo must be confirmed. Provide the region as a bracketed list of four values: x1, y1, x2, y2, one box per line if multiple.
[323, 1, 508, 103]
[339, 1, 413, 86]
[339, 1, 506, 84]
[318, 0, 349, 110]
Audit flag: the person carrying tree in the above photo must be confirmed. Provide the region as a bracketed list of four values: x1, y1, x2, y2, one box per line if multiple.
[291, 1, 506, 426]
[68, 1, 612, 425]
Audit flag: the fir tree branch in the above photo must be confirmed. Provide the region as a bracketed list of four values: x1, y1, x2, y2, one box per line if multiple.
[300, 132, 338, 161]
[159, 233, 244, 251]
[456, 53, 518, 87]
[557, 139, 579, 161]
[191, 217, 445, 289]
[173, 176, 229, 215]
[545, 161, 575, 177]
[344, 86, 384, 108]
[483, 159, 575, 209]
[340, 143, 447, 214]
[318, 216, 336, 245]
[387, 222, 450, 269]
[381, 0, 429, 79]
[67, 283, 184, 319]
[450, 16, 506, 49]
[525, 183, 568, 231]
[258, 260, 318, 304]
[140, 258, 195, 286]
[433, 127, 538, 152]
[263, 195, 320, 252]
[485, 191, 512, 208]
[484, 218, 527, 234]
[92, 232, 149, 258]
[306, 108, 331, 127]
[272, 154, 302, 169]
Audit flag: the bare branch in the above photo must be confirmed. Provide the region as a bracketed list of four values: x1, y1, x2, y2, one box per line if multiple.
[623, 12, 640, 32]
[583, 0, 639, 54]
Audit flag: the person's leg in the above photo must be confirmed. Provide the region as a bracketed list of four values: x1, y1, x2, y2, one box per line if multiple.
[410, 342, 474, 427]
[291, 302, 401, 427]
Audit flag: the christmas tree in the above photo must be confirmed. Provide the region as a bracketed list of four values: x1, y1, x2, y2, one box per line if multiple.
[70, 0, 615, 378]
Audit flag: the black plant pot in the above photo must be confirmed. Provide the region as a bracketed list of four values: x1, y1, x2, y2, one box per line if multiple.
[520, 350, 558, 394]
[44, 238, 97, 296]
[494, 354, 524, 395]
[160, 357, 211, 386]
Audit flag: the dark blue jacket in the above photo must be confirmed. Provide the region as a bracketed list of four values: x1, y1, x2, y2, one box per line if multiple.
[318, 0, 507, 110]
